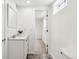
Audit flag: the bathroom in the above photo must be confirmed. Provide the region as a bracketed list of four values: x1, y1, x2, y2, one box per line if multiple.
[2, 0, 77, 59]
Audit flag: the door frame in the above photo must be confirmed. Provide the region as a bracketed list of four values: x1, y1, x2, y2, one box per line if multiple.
[2, 0, 8, 59]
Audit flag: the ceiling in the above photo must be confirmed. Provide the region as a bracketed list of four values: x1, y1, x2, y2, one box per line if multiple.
[14, 0, 53, 8]
[14, 0, 54, 19]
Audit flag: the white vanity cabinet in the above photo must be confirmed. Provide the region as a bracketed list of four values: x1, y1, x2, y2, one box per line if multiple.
[8, 38, 28, 59]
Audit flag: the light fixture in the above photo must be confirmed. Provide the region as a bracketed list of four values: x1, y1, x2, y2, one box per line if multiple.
[26, 0, 31, 3]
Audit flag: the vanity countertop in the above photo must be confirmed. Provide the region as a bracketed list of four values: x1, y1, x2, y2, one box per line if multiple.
[8, 35, 28, 40]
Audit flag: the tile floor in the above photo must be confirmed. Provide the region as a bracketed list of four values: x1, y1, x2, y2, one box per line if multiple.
[26, 39, 53, 59]
[26, 54, 53, 59]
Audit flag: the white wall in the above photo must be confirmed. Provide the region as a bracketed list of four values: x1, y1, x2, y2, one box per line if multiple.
[17, 7, 37, 53]
[48, 0, 77, 59]
[17, 7, 35, 35]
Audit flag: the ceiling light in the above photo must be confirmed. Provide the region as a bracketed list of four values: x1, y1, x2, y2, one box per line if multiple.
[26, 0, 31, 3]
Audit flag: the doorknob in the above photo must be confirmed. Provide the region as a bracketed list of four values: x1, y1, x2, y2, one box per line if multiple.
[2, 38, 6, 42]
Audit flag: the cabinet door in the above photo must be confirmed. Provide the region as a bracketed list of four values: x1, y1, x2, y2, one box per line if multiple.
[8, 40, 24, 59]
